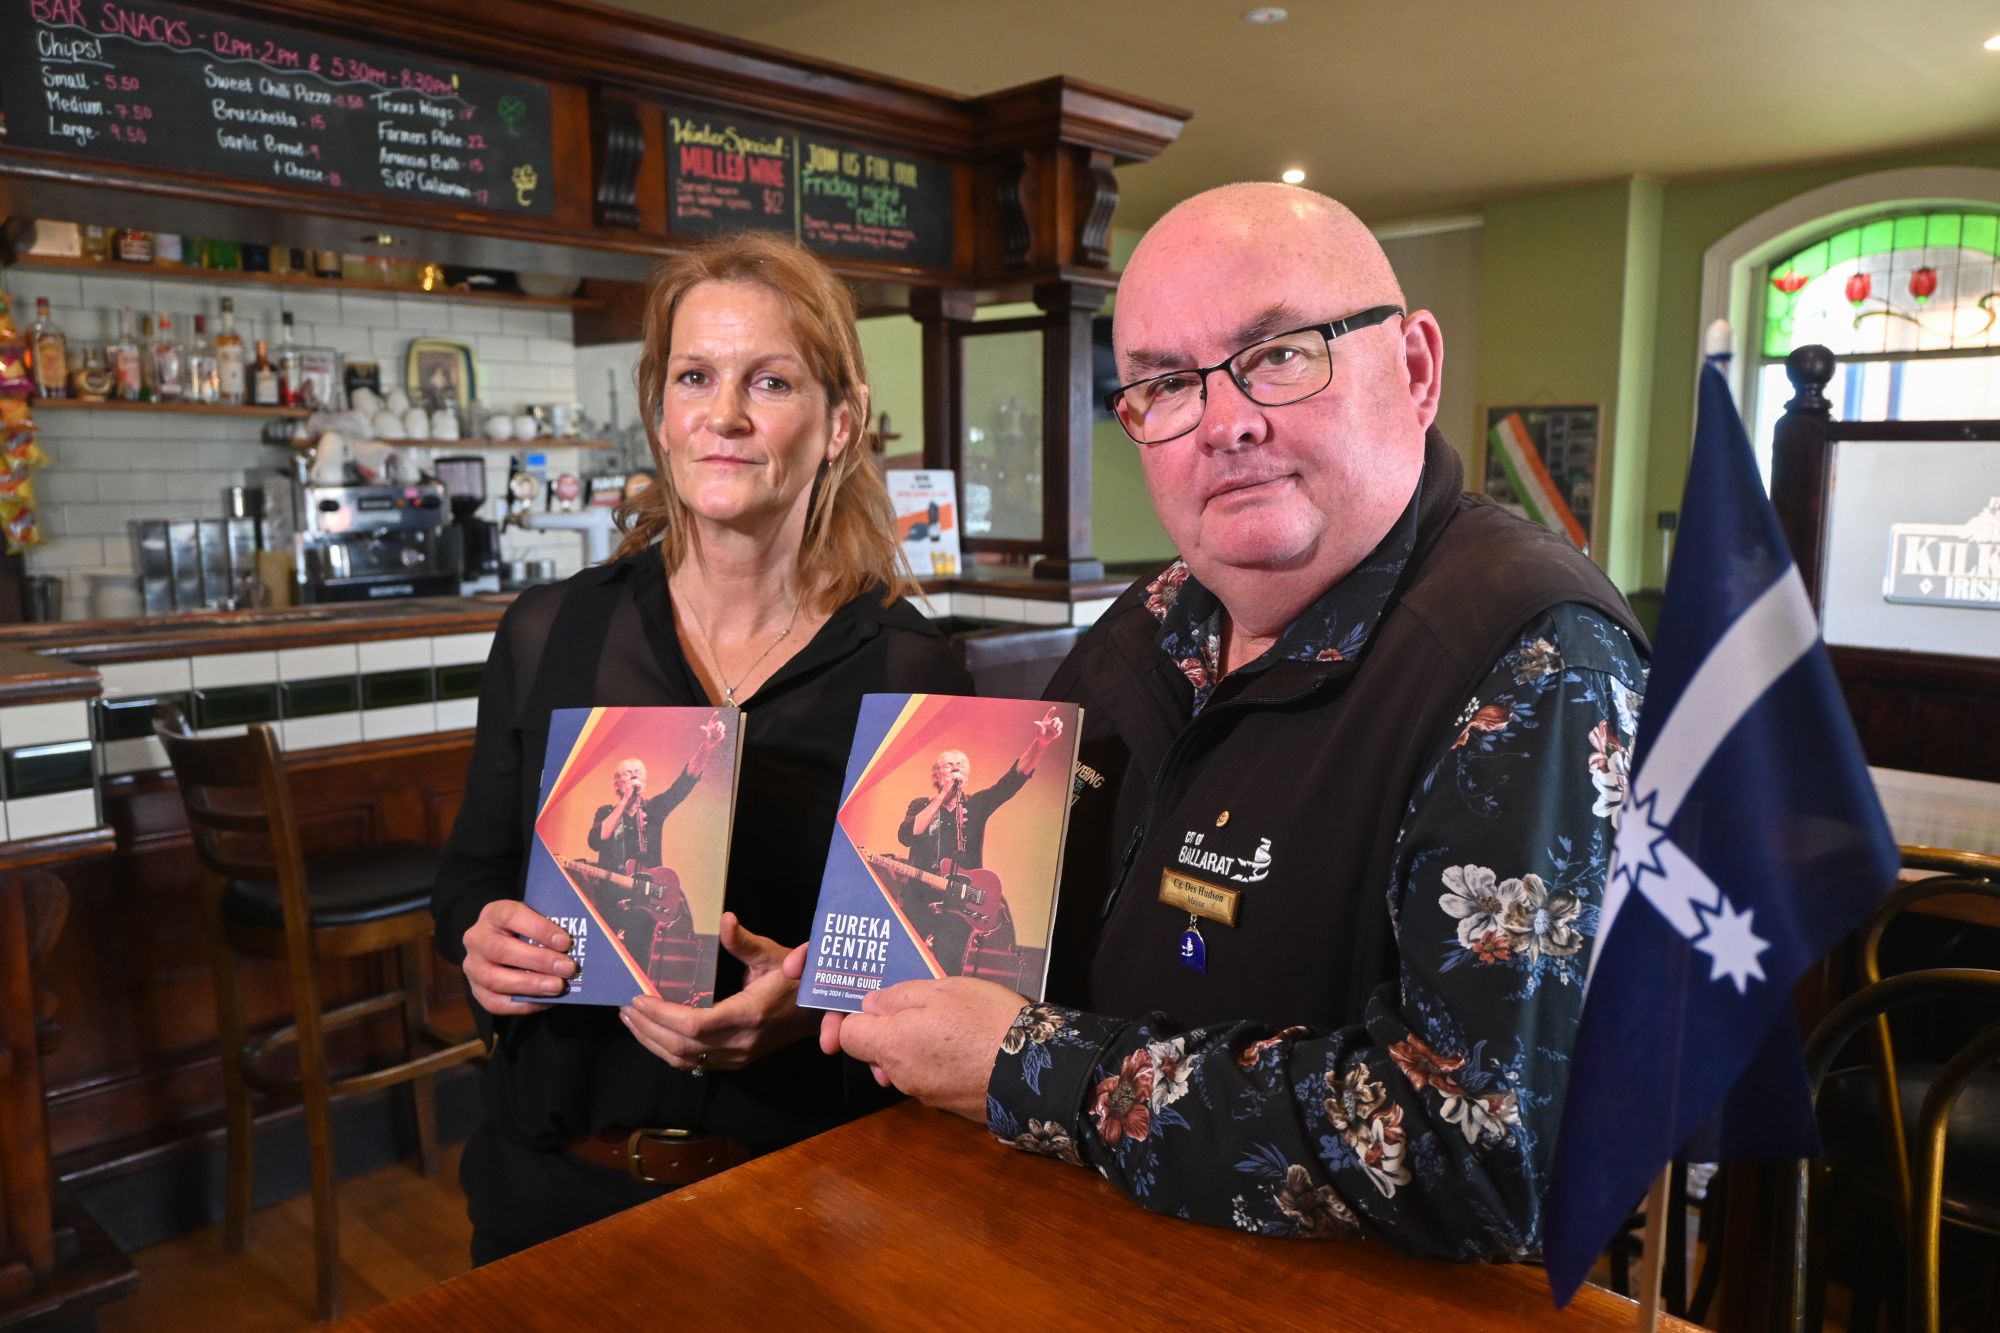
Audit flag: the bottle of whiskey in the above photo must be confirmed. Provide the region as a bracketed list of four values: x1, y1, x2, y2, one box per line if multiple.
[150, 311, 185, 401]
[30, 297, 69, 399]
[116, 228, 154, 264]
[249, 338, 280, 407]
[112, 306, 143, 402]
[214, 298, 246, 405]
[187, 313, 219, 404]
[277, 311, 303, 406]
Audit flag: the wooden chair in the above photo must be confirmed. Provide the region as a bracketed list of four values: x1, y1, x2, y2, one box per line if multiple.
[1797, 847, 2000, 1332]
[153, 705, 483, 1320]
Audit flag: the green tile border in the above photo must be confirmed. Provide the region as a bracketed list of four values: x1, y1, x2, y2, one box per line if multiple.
[96, 693, 193, 743]
[282, 676, 362, 719]
[5, 740, 96, 798]
[433, 662, 484, 702]
[361, 667, 436, 711]
[192, 684, 281, 730]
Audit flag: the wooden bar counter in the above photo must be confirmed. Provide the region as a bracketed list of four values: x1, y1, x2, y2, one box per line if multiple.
[344, 1101, 1689, 1332]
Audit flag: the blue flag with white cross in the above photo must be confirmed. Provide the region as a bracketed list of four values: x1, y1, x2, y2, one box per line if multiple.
[1542, 361, 1899, 1305]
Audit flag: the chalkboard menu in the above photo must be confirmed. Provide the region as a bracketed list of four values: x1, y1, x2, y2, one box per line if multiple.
[663, 103, 954, 270]
[799, 136, 953, 270]
[666, 108, 793, 238]
[2, 0, 556, 217]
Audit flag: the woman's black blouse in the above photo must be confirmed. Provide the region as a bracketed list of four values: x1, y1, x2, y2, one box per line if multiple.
[433, 552, 971, 1152]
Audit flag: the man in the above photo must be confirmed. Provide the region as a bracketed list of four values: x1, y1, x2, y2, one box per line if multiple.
[891, 709, 1064, 973]
[809, 184, 1648, 1260]
[584, 715, 724, 938]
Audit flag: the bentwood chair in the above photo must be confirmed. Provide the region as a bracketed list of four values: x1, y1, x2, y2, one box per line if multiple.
[1797, 847, 2000, 1333]
[154, 705, 483, 1320]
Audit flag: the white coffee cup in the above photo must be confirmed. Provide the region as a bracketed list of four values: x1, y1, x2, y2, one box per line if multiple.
[485, 415, 515, 441]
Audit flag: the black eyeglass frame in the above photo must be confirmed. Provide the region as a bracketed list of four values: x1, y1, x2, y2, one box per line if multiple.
[1102, 303, 1406, 445]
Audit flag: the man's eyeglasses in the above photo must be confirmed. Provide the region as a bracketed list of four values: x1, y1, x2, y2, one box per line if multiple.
[1103, 304, 1404, 446]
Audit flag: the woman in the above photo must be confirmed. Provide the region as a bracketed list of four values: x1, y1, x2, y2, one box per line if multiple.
[433, 232, 970, 1262]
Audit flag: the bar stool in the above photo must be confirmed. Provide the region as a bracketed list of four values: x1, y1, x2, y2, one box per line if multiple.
[153, 705, 483, 1320]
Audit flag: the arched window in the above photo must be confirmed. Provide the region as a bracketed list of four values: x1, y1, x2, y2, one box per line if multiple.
[1749, 208, 2000, 458]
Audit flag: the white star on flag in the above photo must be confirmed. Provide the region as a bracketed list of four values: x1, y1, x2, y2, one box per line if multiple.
[1590, 567, 1822, 996]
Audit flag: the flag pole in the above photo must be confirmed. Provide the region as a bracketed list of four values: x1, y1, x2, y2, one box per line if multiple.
[1633, 1164, 1674, 1332]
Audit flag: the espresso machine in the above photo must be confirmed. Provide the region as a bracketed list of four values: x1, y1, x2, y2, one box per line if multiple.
[267, 473, 458, 602]
[434, 455, 501, 593]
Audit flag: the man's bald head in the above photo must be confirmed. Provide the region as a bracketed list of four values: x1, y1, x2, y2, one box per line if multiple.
[1108, 182, 1444, 632]
[1116, 184, 1404, 376]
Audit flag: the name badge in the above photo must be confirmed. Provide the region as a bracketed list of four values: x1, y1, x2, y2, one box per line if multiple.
[1157, 869, 1239, 926]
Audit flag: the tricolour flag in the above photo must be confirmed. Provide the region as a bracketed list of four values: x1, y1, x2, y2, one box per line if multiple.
[1542, 362, 1899, 1304]
[1489, 411, 1588, 548]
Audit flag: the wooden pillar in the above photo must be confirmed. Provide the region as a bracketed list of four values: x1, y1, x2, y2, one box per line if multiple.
[1770, 344, 1835, 612]
[911, 289, 976, 473]
[1032, 280, 1106, 581]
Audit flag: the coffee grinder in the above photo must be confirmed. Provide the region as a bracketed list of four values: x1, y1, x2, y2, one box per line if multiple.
[435, 455, 500, 593]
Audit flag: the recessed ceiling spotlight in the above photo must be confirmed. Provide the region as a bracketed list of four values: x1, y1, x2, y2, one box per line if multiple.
[1281, 168, 1306, 185]
[1243, 7, 1288, 24]
[1985, 32, 2000, 49]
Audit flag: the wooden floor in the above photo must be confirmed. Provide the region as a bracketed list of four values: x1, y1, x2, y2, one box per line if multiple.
[99, 1144, 473, 1330]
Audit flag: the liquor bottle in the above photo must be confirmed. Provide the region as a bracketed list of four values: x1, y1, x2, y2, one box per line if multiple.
[153, 233, 185, 266]
[249, 339, 279, 406]
[136, 313, 155, 400]
[30, 298, 69, 400]
[116, 228, 154, 264]
[150, 311, 185, 401]
[79, 224, 113, 262]
[214, 297, 246, 405]
[311, 249, 342, 281]
[112, 306, 143, 402]
[277, 311, 303, 406]
[199, 237, 242, 271]
[187, 313, 220, 404]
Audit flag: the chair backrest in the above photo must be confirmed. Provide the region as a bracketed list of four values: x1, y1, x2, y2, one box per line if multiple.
[1858, 847, 2000, 1221]
[1789, 848, 2000, 1333]
[153, 704, 312, 939]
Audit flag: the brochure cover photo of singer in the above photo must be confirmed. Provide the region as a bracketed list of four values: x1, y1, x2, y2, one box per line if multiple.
[520, 705, 742, 1006]
[802, 693, 1083, 1014]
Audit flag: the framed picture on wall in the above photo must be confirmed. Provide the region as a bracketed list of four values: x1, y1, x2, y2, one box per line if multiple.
[405, 338, 479, 414]
[1477, 402, 1604, 553]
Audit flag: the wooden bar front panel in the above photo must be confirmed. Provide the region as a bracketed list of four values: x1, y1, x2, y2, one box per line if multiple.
[40, 735, 477, 1169]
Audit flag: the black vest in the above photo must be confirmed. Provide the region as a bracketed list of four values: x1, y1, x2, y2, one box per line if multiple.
[1046, 432, 1648, 1030]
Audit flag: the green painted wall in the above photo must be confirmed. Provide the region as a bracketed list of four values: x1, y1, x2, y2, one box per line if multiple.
[857, 312, 923, 460]
[1475, 180, 1645, 583]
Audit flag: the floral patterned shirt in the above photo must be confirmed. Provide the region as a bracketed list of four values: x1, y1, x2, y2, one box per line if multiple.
[987, 549, 1648, 1261]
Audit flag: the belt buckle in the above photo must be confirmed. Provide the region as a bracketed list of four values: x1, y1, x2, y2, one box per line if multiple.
[624, 1127, 693, 1184]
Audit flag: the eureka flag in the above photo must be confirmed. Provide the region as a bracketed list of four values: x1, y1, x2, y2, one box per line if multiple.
[1541, 362, 1899, 1304]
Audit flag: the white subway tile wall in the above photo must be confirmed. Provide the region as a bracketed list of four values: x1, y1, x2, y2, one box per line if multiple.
[0, 699, 92, 750]
[7, 266, 593, 614]
[6, 789, 99, 841]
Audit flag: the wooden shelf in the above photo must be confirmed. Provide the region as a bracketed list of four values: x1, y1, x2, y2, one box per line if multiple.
[5, 255, 603, 311]
[30, 398, 310, 419]
[287, 436, 614, 450]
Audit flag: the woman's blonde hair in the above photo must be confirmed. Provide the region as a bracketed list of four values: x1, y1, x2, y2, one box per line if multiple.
[615, 231, 914, 611]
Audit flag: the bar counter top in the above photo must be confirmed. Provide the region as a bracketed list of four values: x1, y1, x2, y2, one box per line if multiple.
[0, 596, 514, 671]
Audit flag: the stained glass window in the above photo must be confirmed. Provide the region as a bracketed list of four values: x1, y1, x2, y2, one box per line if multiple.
[1761, 210, 2000, 359]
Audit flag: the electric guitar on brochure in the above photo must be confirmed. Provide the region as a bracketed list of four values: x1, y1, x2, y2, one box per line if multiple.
[800, 694, 1083, 1015]
[519, 705, 743, 1006]
[856, 848, 1005, 934]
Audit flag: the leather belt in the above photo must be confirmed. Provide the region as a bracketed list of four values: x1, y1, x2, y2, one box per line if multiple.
[568, 1128, 759, 1186]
